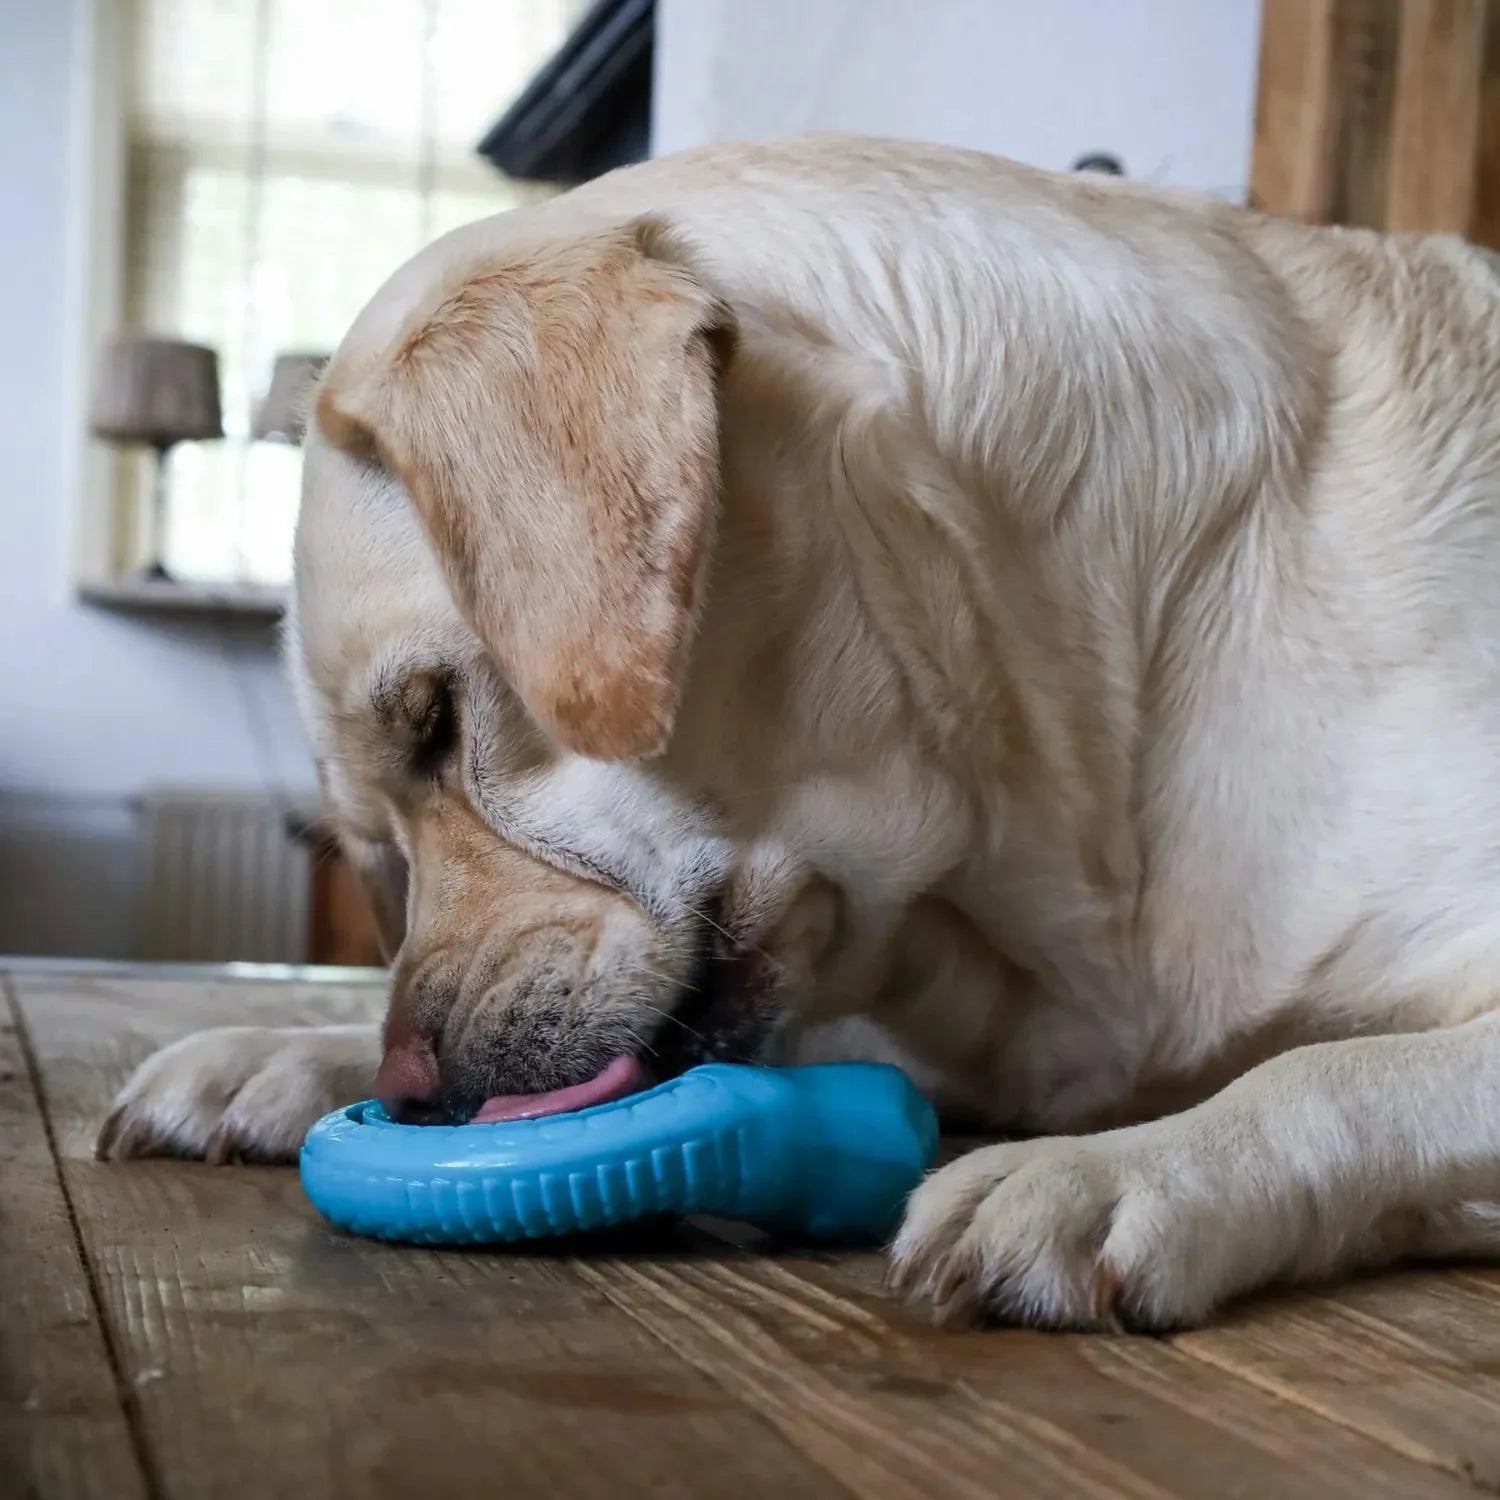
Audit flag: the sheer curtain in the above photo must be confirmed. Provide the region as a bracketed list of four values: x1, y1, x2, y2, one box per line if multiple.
[122, 0, 587, 584]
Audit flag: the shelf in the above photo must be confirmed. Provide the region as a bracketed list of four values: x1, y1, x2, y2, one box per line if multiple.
[79, 577, 289, 619]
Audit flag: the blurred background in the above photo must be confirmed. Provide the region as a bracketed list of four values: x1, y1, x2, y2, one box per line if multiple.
[1, 0, 1494, 967]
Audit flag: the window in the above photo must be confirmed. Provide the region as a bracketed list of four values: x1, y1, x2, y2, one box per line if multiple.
[120, 0, 588, 585]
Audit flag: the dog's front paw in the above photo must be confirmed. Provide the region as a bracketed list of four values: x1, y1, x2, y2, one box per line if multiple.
[96, 1025, 379, 1165]
[888, 1126, 1276, 1331]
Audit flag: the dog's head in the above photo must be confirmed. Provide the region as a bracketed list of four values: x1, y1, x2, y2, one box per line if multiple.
[291, 216, 843, 1121]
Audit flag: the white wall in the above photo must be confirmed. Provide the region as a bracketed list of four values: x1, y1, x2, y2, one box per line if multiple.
[0, 0, 315, 954]
[654, 0, 1261, 197]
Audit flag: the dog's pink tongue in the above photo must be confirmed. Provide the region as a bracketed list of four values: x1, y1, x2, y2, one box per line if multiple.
[471, 1054, 645, 1124]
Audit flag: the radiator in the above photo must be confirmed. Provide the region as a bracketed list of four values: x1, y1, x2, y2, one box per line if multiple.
[138, 791, 310, 963]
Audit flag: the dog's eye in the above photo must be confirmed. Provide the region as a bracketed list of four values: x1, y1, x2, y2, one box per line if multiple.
[412, 679, 456, 775]
[392, 670, 457, 777]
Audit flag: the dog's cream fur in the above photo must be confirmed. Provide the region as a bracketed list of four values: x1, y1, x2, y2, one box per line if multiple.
[101, 136, 1500, 1330]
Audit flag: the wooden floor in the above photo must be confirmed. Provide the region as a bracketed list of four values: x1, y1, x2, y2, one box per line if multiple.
[7, 965, 1500, 1499]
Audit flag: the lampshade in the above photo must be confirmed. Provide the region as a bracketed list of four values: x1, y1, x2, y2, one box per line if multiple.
[90, 336, 224, 448]
[252, 351, 330, 444]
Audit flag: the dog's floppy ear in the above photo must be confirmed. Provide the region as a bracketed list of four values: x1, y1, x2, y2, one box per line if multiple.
[317, 221, 728, 761]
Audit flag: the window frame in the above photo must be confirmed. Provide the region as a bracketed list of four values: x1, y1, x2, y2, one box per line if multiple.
[75, 0, 563, 597]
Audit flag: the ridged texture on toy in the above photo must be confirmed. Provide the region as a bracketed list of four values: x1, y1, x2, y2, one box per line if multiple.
[299, 1062, 937, 1246]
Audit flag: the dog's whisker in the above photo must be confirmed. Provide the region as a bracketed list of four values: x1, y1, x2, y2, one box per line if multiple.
[681, 900, 741, 949]
[632, 998, 709, 1045]
[622, 962, 686, 990]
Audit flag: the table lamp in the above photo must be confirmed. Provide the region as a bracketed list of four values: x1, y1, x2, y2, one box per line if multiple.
[90, 336, 224, 581]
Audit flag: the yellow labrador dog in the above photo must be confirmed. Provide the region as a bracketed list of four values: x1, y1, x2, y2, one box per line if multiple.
[100, 135, 1500, 1331]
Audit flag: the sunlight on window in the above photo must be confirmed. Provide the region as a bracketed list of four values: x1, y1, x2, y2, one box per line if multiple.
[124, 0, 587, 585]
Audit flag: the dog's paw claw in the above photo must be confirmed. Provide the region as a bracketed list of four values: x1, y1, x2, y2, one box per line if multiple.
[93, 1104, 125, 1161]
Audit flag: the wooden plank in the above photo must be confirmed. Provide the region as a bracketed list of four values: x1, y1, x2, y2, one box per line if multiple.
[1385, 0, 1492, 235]
[1175, 1271, 1500, 1490]
[1478, 1, 1500, 248]
[572, 1247, 1479, 1500]
[1328, 0, 1402, 227]
[0, 981, 149, 1500]
[1252, 0, 1500, 243]
[12, 973, 846, 1500]
[1252, 0, 1340, 220]
[1251, 0, 1402, 228]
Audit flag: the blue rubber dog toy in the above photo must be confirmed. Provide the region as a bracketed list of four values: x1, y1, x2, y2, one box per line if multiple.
[299, 1062, 938, 1246]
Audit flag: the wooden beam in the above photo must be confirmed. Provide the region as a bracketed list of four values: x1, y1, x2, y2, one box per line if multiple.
[1251, 0, 1500, 247]
[0, 983, 149, 1500]
[1252, 0, 1401, 228]
[1386, 0, 1492, 235]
